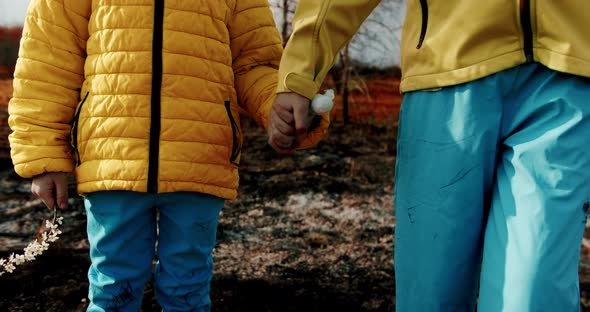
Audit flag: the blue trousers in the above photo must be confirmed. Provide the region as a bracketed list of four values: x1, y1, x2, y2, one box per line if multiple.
[84, 191, 224, 312]
[394, 63, 590, 311]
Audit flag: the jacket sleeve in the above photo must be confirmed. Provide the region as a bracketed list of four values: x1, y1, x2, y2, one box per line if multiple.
[8, 0, 90, 178]
[229, 0, 283, 129]
[277, 0, 381, 99]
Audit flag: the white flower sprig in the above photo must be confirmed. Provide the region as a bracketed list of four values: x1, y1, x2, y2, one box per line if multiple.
[0, 209, 63, 276]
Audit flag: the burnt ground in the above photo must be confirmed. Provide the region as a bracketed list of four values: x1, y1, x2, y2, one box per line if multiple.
[0, 120, 397, 312]
[2, 119, 590, 311]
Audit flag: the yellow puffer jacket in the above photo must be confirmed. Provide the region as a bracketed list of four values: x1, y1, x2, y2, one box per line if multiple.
[277, 0, 590, 97]
[9, 0, 284, 199]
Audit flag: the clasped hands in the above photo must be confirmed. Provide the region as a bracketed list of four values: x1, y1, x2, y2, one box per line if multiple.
[32, 92, 315, 211]
[267, 92, 312, 154]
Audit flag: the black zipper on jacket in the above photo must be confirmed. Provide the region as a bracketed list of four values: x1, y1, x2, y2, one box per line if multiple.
[72, 92, 89, 166]
[148, 0, 165, 194]
[520, 0, 534, 62]
[224, 101, 241, 166]
[416, 0, 429, 49]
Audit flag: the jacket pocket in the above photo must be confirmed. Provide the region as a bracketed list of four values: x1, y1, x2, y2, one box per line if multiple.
[224, 100, 242, 166]
[71, 92, 89, 166]
[417, 0, 429, 49]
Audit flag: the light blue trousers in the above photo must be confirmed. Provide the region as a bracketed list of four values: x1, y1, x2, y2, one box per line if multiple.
[394, 63, 590, 312]
[84, 191, 224, 312]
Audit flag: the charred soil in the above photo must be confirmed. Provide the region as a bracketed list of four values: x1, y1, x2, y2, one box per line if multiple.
[0, 120, 397, 312]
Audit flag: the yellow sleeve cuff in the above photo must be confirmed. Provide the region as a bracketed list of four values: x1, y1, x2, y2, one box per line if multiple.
[277, 72, 321, 100]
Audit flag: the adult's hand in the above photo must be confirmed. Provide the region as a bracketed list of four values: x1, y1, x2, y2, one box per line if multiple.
[31, 172, 69, 210]
[268, 92, 310, 154]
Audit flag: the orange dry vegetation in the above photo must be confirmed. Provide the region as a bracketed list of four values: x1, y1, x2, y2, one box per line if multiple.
[0, 27, 22, 41]
[0, 27, 22, 79]
[0, 79, 12, 105]
[0, 66, 13, 77]
[0, 79, 12, 158]
[329, 78, 402, 125]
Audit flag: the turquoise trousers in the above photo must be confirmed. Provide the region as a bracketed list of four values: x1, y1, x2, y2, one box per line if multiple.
[84, 191, 223, 312]
[394, 63, 590, 311]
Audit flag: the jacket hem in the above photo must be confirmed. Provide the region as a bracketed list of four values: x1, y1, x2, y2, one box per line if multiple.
[400, 51, 525, 93]
[77, 180, 237, 200]
[535, 48, 590, 79]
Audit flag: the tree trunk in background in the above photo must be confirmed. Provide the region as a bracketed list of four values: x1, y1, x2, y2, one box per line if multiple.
[281, 0, 290, 44]
[341, 43, 351, 124]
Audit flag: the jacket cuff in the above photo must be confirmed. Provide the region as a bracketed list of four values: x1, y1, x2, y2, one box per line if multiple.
[255, 95, 275, 130]
[296, 112, 331, 150]
[277, 72, 320, 100]
[13, 157, 74, 179]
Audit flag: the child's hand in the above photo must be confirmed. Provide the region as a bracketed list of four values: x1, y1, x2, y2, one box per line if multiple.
[268, 92, 310, 154]
[31, 172, 69, 210]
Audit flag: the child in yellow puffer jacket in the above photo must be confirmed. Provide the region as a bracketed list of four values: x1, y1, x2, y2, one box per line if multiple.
[8, 0, 327, 310]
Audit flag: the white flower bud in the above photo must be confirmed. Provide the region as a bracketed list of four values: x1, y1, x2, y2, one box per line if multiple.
[311, 89, 335, 114]
[1, 214, 64, 276]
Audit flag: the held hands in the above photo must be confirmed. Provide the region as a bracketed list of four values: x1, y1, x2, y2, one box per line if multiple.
[268, 92, 310, 154]
[31, 172, 69, 210]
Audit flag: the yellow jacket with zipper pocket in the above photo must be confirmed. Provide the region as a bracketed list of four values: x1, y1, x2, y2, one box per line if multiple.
[277, 0, 590, 96]
[9, 0, 294, 199]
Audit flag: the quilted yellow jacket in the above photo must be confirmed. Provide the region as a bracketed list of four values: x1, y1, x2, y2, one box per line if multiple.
[277, 0, 590, 97]
[9, 0, 284, 199]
